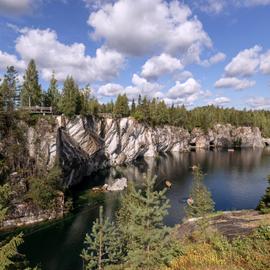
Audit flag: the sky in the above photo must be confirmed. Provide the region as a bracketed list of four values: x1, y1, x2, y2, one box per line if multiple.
[0, 0, 270, 109]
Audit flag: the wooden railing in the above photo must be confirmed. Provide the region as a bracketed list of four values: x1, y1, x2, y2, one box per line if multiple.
[21, 106, 53, 114]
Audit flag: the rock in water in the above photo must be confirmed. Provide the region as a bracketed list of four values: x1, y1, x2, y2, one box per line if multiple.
[105, 178, 128, 191]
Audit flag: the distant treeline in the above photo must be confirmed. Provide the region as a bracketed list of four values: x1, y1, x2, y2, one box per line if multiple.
[1, 59, 270, 137]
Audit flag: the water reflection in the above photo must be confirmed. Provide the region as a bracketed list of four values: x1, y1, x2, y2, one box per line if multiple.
[22, 148, 270, 270]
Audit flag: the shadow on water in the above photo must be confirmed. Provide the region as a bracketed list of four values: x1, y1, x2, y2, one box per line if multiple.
[20, 148, 270, 270]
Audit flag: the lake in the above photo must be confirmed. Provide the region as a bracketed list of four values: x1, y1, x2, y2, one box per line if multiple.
[21, 148, 270, 270]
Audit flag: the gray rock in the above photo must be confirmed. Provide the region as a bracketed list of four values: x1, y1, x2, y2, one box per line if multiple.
[105, 177, 128, 191]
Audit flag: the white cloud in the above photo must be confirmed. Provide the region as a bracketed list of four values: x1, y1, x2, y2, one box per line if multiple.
[196, 0, 270, 14]
[88, 0, 212, 61]
[215, 77, 256, 90]
[201, 52, 226, 67]
[197, 0, 226, 14]
[141, 53, 183, 80]
[98, 74, 162, 99]
[129, 74, 162, 96]
[0, 0, 40, 16]
[173, 70, 193, 82]
[98, 83, 123, 96]
[84, 0, 116, 9]
[168, 78, 201, 99]
[260, 50, 270, 74]
[246, 96, 270, 109]
[224, 45, 262, 77]
[209, 96, 230, 105]
[0, 51, 25, 71]
[0, 28, 125, 83]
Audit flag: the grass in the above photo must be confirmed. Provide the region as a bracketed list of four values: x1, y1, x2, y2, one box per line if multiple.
[166, 218, 270, 270]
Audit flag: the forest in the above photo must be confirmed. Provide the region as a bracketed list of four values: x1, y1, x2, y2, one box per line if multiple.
[1, 59, 270, 137]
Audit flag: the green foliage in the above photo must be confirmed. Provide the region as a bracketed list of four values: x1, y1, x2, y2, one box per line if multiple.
[44, 72, 60, 112]
[81, 206, 125, 270]
[0, 233, 39, 270]
[113, 94, 129, 117]
[0, 66, 19, 112]
[185, 166, 215, 218]
[0, 184, 12, 224]
[59, 76, 81, 117]
[0, 233, 24, 270]
[27, 165, 62, 210]
[0, 183, 12, 207]
[21, 59, 42, 106]
[82, 176, 181, 270]
[123, 177, 180, 269]
[257, 175, 270, 214]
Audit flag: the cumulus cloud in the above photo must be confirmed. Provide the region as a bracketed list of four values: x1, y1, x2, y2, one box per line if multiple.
[173, 70, 193, 81]
[208, 96, 230, 106]
[88, 0, 212, 62]
[97, 73, 162, 99]
[0, 50, 25, 71]
[201, 52, 226, 67]
[98, 83, 123, 96]
[164, 77, 209, 106]
[224, 45, 262, 77]
[260, 50, 270, 74]
[215, 77, 256, 90]
[0, 0, 40, 16]
[141, 54, 183, 80]
[246, 96, 270, 109]
[0, 28, 125, 84]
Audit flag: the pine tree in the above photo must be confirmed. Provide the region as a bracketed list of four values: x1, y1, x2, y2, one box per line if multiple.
[0, 66, 19, 111]
[118, 175, 180, 269]
[257, 175, 270, 214]
[21, 59, 42, 106]
[0, 233, 38, 270]
[81, 207, 125, 270]
[59, 76, 80, 117]
[131, 99, 136, 115]
[113, 94, 129, 117]
[185, 166, 215, 218]
[46, 72, 60, 112]
[0, 233, 24, 270]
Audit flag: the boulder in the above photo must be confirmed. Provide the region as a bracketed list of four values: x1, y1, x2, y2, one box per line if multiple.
[105, 177, 128, 191]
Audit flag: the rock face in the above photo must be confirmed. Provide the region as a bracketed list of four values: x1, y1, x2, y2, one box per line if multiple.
[28, 116, 267, 187]
[2, 192, 64, 229]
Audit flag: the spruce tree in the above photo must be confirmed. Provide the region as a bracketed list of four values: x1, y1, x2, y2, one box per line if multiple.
[131, 99, 136, 115]
[113, 94, 129, 117]
[81, 207, 125, 270]
[21, 59, 42, 106]
[0, 66, 18, 111]
[257, 175, 270, 214]
[0, 233, 38, 270]
[46, 72, 60, 112]
[118, 175, 180, 269]
[185, 166, 215, 218]
[0, 233, 24, 270]
[59, 76, 80, 117]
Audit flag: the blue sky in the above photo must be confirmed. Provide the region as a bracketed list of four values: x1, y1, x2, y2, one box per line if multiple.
[0, 0, 270, 109]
